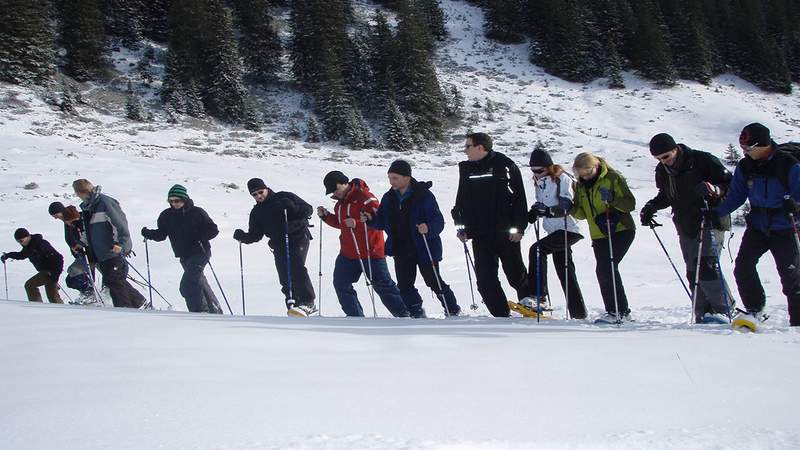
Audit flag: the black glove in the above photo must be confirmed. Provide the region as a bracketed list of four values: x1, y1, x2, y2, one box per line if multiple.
[783, 197, 798, 215]
[233, 229, 246, 242]
[640, 202, 658, 227]
[141, 227, 153, 239]
[693, 182, 718, 200]
[527, 203, 551, 223]
[1, 253, 8, 263]
[595, 211, 620, 236]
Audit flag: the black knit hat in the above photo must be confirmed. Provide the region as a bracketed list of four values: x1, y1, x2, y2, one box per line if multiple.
[323, 170, 349, 195]
[649, 133, 677, 156]
[14, 228, 30, 241]
[387, 159, 412, 177]
[529, 148, 553, 167]
[48, 201, 65, 216]
[247, 178, 267, 194]
[739, 123, 771, 147]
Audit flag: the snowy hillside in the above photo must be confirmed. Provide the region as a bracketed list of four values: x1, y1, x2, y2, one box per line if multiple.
[1, 1, 799, 449]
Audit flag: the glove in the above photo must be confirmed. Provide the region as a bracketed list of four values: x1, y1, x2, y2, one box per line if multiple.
[783, 197, 798, 215]
[1, 253, 8, 263]
[640, 202, 658, 227]
[598, 187, 613, 203]
[233, 229, 246, 242]
[279, 197, 294, 213]
[693, 182, 719, 200]
[595, 211, 620, 236]
[141, 227, 153, 239]
[527, 203, 551, 223]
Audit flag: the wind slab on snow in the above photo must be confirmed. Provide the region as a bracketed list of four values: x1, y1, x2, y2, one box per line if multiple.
[1, 1, 799, 449]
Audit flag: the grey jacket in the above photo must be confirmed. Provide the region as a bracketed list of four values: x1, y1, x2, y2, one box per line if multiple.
[79, 186, 132, 262]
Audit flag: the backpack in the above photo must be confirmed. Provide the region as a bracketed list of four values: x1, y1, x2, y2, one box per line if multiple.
[775, 142, 800, 190]
[740, 142, 800, 192]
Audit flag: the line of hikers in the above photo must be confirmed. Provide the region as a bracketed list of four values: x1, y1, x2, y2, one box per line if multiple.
[3, 124, 799, 328]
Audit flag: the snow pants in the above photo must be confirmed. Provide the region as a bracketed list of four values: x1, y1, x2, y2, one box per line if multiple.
[734, 227, 800, 326]
[472, 234, 530, 317]
[97, 256, 145, 308]
[528, 231, 587, 319]
[394, 253, 460, 317]
[272, 232, 315, 309]
[591, 229, 635, 316]
[24, 271, 62, 303]
[333, 254, 409, 317]
[678, 229, 734, 321]
[179, 253, 222, 313]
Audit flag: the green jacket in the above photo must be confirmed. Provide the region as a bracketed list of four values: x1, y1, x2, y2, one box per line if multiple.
[571, 159, 636, 239]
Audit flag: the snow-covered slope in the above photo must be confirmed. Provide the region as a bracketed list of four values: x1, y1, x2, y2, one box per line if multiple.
[1, 1, 799, 448]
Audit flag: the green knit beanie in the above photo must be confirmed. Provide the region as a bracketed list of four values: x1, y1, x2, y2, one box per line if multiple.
[167, 184, 189, 200]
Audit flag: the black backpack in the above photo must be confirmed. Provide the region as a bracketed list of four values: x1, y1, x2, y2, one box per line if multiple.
[775, 142, 800, 190]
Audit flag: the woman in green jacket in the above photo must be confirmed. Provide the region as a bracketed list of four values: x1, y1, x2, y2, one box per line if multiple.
[571, 152, 636, 322]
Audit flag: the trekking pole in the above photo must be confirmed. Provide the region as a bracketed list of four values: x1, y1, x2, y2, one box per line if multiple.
[143, 238, 154, 309]
[239, 242, 246, 316]
[362, 222, 376, 301]
[690, 216, 707, 326]
[461, 239, 479, 311]
[283, 209, 296, 310]
[125, 259, 175, 309]
[605, 208, 621, 325]
[80, 252, 105, 306]
[785, 195, 800, 253]
[421, 230, 450, 317]
[3, 261, 8, 300]
[196, 242, 233, 315]
[534, 220, 542, 323]
[648, 219, 692, 302]
[57, 282, 73, 303]
[563, 216, 570, 320]
[318, 216, 323, 317]
[349, 226, 377, 318]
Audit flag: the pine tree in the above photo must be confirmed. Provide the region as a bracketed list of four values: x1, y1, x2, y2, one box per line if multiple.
[366, 12, 397, 115]
[383, 100, 414, 151]
[142, 0, 169, 42]
[316, 69, 353, 140]
[728, 0, 791, 93]
[0, 0, 55, 85]
[136, 45, 155, 85]
[394, 5, 446, 141]
[126, 82, 145, 121]
[413, 0, 447, 44]
[343, 108, 370, 149]
[484, 0, 526, 44]
[306, 116, 321, 142]
[289, 0, 350, 91]
[443, 84, 465, 118]
[61, 0, 107, 81]
[659, 0, 714, 84]
[629, 0, 676, 86]
[724, 143, 740, 166]
[104, 0, 144, 49]
[200, 0, 254, 125]
[287, 120, 301, 138]
[233, 0, 282, 84]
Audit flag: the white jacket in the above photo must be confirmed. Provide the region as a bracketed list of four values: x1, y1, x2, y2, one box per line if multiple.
[534, 173, 582, 235]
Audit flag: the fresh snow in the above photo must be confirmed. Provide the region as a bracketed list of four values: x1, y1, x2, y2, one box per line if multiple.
[1, 1, 800, 448]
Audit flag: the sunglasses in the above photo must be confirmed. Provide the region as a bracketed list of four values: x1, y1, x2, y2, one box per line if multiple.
[251, 189, 267, 197]
[168, 198, 184, 204]
[532, 167, 548, 175]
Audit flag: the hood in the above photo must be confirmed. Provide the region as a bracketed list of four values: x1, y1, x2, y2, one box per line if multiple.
[80, 185, 103, 209]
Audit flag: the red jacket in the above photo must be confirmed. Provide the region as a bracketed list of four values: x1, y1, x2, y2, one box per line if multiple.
[322, 179, 386, 259]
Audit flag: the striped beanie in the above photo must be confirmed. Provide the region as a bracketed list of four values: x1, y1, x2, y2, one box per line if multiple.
[167, 184, 189, 200]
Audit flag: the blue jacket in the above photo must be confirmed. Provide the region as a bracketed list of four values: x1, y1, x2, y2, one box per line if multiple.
[369, 179, 445, 264]
[716, 147, 800, 232]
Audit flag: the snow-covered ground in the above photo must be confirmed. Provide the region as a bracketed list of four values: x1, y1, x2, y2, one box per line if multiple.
[1, 1, 800, 448]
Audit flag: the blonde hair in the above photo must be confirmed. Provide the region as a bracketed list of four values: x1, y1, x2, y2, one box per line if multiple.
[72, 179, 94, 194]
[572, 152, 601, 170]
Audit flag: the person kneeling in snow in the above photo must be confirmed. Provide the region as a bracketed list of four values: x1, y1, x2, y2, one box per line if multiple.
[2, 228, 64, 303]
[141, 185, 223, 313]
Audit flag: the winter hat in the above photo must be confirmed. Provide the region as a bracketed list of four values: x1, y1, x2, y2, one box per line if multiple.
[167, 184, 189, 200]
[323, 171, 349, 195]
[649, 133, 677, 156]
[387, 160, 412, 177]
[247, 178, 267, 194]
[739, 123, 771, 147]
[14, 228, 30, 241]
[529, 148, 553, 168]
[48, 201, 65, 216]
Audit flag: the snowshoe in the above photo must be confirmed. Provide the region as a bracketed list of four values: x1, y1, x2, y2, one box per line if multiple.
[508, 300, 551, 319]
[287, 304, 317, 318]
[594, 312, 630, 325]
[699, 312, 730, 325]
[732, 310, 766, 332]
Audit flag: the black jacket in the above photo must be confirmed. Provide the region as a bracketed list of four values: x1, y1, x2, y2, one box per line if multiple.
[240, 189, 313, 248]
[452, 150, 528, 239]
[5, 234, 64, 280]
[144, 198, 219, 258]
[647, 144, 732, 237]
